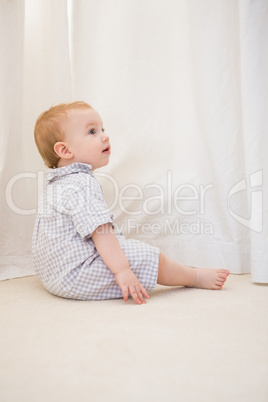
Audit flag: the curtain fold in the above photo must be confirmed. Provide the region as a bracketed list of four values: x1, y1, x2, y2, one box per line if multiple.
[239, 0, 268, 282]
[0, 0, 72, 279]
[1, 0, 267, 282]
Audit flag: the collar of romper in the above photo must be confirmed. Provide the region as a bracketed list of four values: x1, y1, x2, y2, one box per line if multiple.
[46, 163, 93, 182]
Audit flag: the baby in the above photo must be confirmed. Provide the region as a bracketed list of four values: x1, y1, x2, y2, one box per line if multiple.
[33, 101, 229, 304]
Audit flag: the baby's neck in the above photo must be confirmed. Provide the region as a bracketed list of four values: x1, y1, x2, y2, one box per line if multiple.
[56, 159, 73, 168]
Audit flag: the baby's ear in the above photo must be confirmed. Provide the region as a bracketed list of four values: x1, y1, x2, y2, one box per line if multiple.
[54, 142, 73, 160]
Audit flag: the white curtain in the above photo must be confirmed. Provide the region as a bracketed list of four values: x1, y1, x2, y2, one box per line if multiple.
[1, 0, 267, 283]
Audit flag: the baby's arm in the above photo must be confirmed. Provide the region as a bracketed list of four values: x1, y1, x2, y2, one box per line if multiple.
[91, 223, 149, 304]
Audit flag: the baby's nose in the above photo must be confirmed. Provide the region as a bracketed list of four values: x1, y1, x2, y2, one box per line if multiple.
[102, 133, 109, 142]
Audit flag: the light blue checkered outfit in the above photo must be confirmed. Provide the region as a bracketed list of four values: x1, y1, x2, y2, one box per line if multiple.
[32, 163, 160, 300]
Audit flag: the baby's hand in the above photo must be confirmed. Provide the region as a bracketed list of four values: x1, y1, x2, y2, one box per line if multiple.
[114, 269, 149, 305]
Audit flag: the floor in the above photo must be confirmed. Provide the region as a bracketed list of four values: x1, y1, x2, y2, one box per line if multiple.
[0, 274, 268, 402]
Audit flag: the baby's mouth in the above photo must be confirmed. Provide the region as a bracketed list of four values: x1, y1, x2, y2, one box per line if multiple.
[102, 145, 111, 154]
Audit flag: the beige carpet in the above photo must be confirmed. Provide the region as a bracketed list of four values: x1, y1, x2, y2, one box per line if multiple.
[0, 274, 268, 402]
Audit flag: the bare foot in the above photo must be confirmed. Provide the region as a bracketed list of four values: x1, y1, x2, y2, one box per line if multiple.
[192, 268, 230, 290]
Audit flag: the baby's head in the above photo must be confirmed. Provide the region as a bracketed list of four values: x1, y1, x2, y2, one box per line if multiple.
[34, 101, 110, 170]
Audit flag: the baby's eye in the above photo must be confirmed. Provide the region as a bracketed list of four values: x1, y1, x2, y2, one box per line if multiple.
[89, 128, 96, 135]
[102, 128, 105, 133]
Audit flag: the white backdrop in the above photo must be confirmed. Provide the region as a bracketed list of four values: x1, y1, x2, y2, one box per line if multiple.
[0, 0, 267, 282]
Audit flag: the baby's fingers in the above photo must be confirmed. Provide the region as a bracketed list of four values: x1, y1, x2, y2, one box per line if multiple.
[122, 286, 129, 302]
[140, 283, 150, 299]
[129, 285, 146, 305]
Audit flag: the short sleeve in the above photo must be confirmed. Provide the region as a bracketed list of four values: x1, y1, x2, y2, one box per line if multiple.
[62, 180, 113, 239]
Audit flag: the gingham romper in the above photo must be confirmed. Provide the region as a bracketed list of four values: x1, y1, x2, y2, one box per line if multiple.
[32, 163, 160, 300]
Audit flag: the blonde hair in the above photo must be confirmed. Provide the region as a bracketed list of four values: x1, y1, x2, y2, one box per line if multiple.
[34, 101, 92, 168]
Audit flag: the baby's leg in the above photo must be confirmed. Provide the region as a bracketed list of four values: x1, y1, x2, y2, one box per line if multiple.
[157, 253, 229, 290]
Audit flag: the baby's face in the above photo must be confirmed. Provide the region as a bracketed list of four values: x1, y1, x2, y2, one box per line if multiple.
[61, 108, 111, 170]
